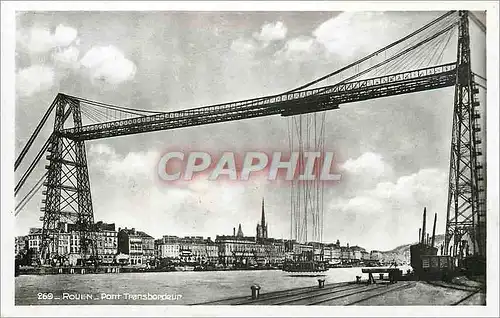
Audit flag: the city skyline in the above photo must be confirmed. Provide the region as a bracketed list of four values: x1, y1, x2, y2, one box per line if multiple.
[18, 197, 385, 252]
[14, 11, 486, 251]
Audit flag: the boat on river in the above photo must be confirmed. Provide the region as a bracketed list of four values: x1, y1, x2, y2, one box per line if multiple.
[282, 260, 328, 273]
[282, 250, 328, 273]
[174, 265, 195, 272]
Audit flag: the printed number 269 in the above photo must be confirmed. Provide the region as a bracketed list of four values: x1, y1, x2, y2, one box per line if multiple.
[38, 293, 53, 300]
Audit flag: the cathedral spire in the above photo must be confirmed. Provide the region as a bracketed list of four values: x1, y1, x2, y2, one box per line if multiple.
[261, 197, 266, 228]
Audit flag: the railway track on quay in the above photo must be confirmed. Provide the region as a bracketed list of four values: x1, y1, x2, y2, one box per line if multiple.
[195, 281, 417, 306]
[451, 289, 483, 306]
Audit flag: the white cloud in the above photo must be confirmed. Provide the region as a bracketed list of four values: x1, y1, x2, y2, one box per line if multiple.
[230, 38, 259, 56]
[253, 21, 287, 44]
[274, 36, 322, 63]
[80, 45, 137, 85]
[17, 24, 78, 53]
[342, 152, 392, 180]
[52, 25, 78, 47]
[88, 144, 158, 178]
[328, 167, 447, 250]
[313, 12, 397, 59]
[16, 65, 55, 97]
[283, 36, 315, 53]
[52, 46, 80, 69]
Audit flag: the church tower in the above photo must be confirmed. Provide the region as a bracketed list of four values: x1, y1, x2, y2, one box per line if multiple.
[256, 198, 269, 240]
[261, 198, 268, 239]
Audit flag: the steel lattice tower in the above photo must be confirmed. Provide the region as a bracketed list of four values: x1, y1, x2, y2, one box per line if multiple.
[40, 96, 98, 265]
[444, 11, 486, 259]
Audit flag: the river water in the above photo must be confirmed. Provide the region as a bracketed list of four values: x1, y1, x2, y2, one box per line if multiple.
[15, 267, 379, 305]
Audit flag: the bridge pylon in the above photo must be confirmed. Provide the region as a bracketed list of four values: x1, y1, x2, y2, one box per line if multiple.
[444, 11, 486, 263]
[39, 95, 98, 266]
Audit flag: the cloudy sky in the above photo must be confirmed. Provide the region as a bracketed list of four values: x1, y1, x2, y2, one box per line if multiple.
[14, 10, 486, 251]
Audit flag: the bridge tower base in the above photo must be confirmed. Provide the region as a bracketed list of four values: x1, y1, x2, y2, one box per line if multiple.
[444, 11, 486, 266]
[40, 95, 98, 266]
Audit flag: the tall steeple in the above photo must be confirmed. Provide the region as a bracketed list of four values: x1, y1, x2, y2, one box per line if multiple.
[261, 197, 266, 228]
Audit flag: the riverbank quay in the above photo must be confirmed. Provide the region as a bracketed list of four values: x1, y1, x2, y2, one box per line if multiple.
[17, 265, 285, 275]
[17, 266, 121, 275]
[17, 263, 379, 276]
[195, 276, 486, 305]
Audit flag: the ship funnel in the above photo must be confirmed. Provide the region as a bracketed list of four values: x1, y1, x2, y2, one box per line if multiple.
[431, 213, 437, 247]
[421, 207, 427, 244]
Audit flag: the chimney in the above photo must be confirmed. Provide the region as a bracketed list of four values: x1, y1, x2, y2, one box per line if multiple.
[421, 207, 427, 244]
[431, 213, 437, 247]
[427, 233, 430, 245]
[419, 228, 421, 242]
[233, 227, 235, 236]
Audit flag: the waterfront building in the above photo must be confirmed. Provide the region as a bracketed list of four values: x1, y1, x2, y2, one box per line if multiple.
[262, 238, 286, 264]
[206, 242, 218, 263]
[349, 245, 366, 261]
[26, 228, 42, 263]
[117, 228, 153, 267]
[94, 221, 118, 265]
[216, 225, 258, 266]
[139, 231, 155, 266]
[323, 243, 341, 263]
[25, 225, 73, 265]
[15, 236, 28, 256]
[361, 251, 370, 261]
[215, 224, 265, 266]
[331, 243, 342, 260]
[179, 236, 207, 263]
[155, 235, 219, 264]
[340, 245, 351, 263]
[156, 236, 181, 259]
[323, 245, 333, 261]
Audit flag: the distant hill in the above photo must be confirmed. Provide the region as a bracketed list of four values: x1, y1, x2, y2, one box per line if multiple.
[380, 234, 445, 263]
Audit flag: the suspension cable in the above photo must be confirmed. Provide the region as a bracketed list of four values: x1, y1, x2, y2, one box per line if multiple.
[15, 135, 52, 196]
[472, 72, 487, 82]
[67, 95, 164, 115]
[470, 12, 486, 33]
[15, 95, 60, 171]
[15, 171, 48, 216]
[314, 21, 459, 96]
[285, 10, 457, 93]
[474, 81, 487, 90]
[78, 99, 149, 117]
